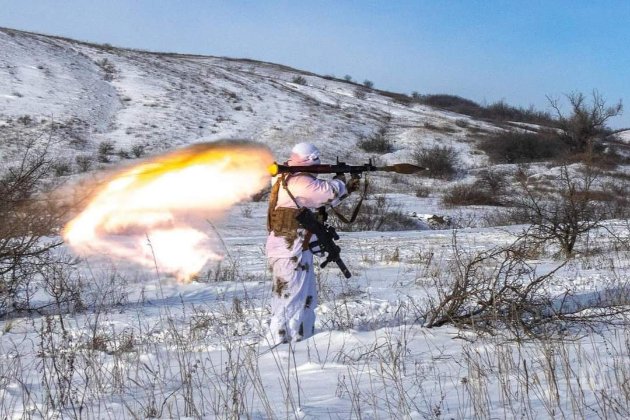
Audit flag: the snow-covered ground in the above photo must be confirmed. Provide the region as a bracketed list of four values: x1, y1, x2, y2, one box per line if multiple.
[1, 206, 628, 418]
[1, 27, 630, 418]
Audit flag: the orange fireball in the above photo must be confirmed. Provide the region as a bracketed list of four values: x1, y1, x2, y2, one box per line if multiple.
[64, 140, 274, 281]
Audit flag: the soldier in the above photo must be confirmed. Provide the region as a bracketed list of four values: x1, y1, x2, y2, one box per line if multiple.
[266, 142, 354, 343]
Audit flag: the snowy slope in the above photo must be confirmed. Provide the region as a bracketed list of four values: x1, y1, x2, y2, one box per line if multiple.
[618, 129, 630, 144]
[0, 27, 490, 170]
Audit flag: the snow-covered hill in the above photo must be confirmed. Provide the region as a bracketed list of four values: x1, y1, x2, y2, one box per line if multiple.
[0, 27, 493, 170]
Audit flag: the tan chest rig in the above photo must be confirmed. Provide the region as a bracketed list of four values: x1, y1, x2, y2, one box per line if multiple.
[267, 173, 314, 246]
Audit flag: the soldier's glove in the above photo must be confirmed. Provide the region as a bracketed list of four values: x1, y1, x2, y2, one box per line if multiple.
[333, 173, 346, 183]
[346, 177, 361, 194]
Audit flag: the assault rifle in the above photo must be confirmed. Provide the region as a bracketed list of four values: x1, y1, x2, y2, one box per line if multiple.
[295, 208, 352, 279]
[268, 159, 426, 177]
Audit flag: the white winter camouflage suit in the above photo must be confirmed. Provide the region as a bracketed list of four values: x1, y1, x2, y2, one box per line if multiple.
[266, 171, 346, 343]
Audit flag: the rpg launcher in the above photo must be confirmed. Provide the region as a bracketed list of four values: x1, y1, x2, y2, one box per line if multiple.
[295, 208, 352, 279]
[268, 159, 426, 177]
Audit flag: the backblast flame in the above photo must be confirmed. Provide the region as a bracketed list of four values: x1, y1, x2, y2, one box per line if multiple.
[64, 140, 274, 281]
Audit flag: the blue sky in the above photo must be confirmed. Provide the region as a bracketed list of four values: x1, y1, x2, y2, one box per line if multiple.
[2, 0, 629, 127]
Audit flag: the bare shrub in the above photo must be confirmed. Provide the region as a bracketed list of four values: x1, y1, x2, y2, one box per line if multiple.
[423, 122, 458, 133]
[443, 184, 498, 207]
[485, 99, 554, 124]
[600, 179, 630, 219]
[357, 127, 394, 153]
[17, 115, 33, 126]
[52, 160, 72, 177]
[412, 144, 458, 179]
[0, 141, 65, 316]
[363, 80, 374, 89]
[240, 204, 253, 218]
[478, 130, 568, 164]
[423, 234, 630, 336]
[75, 155, 93, 172]
[96, 58, 116, 81]
[443, 170, 508, 207]
[131, 144, 145, 158]
[97, 141, 115, 163]
[354, 88, 367, 99]
[511, 165, 611, 256]
[418, 94, 557, 126]
[117, 148, 130, 159]
[291, 75, 307, 85]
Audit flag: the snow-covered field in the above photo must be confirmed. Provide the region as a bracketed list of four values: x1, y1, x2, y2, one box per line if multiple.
[1, 28, 630, 418]
[1, 212, 629, 418]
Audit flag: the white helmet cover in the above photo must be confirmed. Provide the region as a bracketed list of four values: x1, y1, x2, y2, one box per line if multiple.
[288, 142, 321, 166]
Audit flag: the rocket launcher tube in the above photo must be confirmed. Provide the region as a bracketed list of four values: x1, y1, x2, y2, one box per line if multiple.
[268, 160, 427, 176]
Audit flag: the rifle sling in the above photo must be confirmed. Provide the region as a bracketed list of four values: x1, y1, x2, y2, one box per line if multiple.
[331, 176, 369, 224]
[280, 174, 302, 208]
[279, 174, 315, 251]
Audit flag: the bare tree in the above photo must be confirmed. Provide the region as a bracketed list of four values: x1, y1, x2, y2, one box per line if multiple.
[512, 164, 608, 256]
[547, 90, 623, 153]
[0, 139, 65, 316]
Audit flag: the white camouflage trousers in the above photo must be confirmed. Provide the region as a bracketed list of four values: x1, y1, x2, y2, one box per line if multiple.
[268, 250, 317, 343]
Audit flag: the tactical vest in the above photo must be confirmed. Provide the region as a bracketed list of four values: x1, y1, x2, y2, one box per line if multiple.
[267, 174, 312, 241]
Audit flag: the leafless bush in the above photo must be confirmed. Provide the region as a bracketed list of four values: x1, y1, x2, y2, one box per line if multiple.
[291, 75, 307, 85]
[417, 94, 557, 126]
[478, 130, 568, 164]
[459, 329, 630, 418]
[357, 126, 394, 153]
[424, 235, 549, 332]
[455, 118, 469, 128]
[510, 165, 611, 256]
[412, 144, 459, 179]
[240, 204, 253, 218]
[442, 184, 496, 207]
[17, 115, 33, 126]
[52, 159, 72, 177]
[0, 141, 65, 317]
[423, 121, 458, 133]
[97, 140, 115, 163]
[423, 233, 630, 337]
[131, 144, 145, 158]
[443, 169, 508, 207]
[75, 155, 93, 172]
[354, 88, 367, 99]
[38, 314, 83, 413]
[96, 58, 116, 81]
[600, 179, 630, 219]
